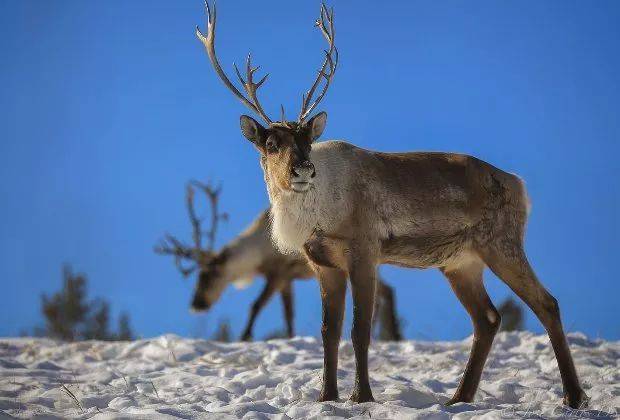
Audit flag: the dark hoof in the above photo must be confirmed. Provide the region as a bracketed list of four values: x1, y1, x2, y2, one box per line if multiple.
[564, 390, 589, 409]
[349, 390, 375, 403]
[445, 394, 472, 406]
[240, 333, 252, 342]
[318, 390, 339, 402]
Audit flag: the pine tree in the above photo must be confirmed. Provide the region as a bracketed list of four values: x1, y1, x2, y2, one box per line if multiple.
[116, 312, 134, 341]
[40, 265, 89, 341]
[39, 264, 135, 341]
[498, 297, 525, 332]
[83, 300, 111, 340]
[211, 318, 232, 342]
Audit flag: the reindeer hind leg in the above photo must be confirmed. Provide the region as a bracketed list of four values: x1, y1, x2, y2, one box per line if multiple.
[478, 240, 587, 409]
[441, 257, 500, 404]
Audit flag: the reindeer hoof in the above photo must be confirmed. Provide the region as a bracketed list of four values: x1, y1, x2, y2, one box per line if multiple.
[317, 390, 339, 402]
[445, 394, 472, 406]
[240, 333, 252, 342]
[349, 389, 375, 403]
[563, 390, 589, 409]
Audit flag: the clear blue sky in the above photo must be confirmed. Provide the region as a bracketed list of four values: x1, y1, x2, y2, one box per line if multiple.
[1, 1, 618, 340]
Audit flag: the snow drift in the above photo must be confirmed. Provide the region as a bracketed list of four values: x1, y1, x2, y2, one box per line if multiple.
[0, 332, 617, 419]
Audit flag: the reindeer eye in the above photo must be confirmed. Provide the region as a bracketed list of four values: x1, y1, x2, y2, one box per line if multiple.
[265, 137, 278, 153]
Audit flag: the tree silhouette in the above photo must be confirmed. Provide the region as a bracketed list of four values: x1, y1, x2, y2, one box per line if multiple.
[116, 312, 134, 341]
[498, 297, 525, 332]
[211, 318, 232, 342]
[39, 264, 134, 341]
[372, 280, 404, 341]
[83, 300, 111, 340]
[40, 265, 89, 341]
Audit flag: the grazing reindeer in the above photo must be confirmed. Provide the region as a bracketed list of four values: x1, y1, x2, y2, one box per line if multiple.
[156, 181, 402, 341]
[195, 2, 587, 408]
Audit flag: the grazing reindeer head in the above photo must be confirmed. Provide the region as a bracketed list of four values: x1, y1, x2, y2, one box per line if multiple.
[155, 181, 229, 311]
[196, 2, 337, 194]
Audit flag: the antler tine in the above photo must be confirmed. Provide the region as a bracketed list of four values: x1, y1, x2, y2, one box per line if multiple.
[185, 183, 202, 250]
[154, 234, 198, 278]
[315, 4, 330, 43]
[154, 234, 191, 258]
[189, 180, 228, 253]
[301, 50, 336, 120]
[316, 6, 339, 71]
[196, 1, 273, 124]
[298, 3, 338, 123]
[156, 178, 228, 278]
[242, 54, 272, 123]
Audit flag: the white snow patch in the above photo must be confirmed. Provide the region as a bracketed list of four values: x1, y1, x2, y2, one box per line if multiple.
[0, 332, 617, 419]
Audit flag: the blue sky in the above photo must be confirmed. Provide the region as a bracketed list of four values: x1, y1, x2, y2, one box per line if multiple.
[1, 1, 618, 340]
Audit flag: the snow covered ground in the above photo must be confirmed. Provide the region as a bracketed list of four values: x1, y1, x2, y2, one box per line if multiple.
[0, 332, 617, 419]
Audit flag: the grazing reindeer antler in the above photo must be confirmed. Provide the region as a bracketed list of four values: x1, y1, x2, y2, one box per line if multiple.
[298, 3, 338, 124]
[196, 1, 273, 125]
[155, 181, 228, 277]
[188, 180, 228, 253]
[154, 233, 197, 277]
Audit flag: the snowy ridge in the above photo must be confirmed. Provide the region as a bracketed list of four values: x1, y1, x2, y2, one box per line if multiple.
[0, 332, 617, 419]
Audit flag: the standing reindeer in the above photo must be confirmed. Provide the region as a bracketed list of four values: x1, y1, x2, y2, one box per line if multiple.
[156, 181, 402, 341]
[196, 2, 587, 408]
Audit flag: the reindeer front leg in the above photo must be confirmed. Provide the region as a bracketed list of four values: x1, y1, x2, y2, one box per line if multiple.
[304, 231, 349, 401]
[315, 266, 347, 402]
[348, 251, 377, 403]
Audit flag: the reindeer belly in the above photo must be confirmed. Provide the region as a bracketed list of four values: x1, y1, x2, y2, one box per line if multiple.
[375, 177, 479, 268]
[380, 227, 471, 269]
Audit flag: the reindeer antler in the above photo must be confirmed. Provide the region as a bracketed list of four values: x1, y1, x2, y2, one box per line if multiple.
[155, 180, 228, 278]
[298, 4, 338, 123]
[196, 1, 273, 124]
[197, 2, 338, 126]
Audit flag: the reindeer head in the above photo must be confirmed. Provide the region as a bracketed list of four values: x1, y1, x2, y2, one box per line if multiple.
[155, 181, 230, 312]
[196, 2, 337, 195]
[190, 249, 230, 311]
[239, 113, 326, 193]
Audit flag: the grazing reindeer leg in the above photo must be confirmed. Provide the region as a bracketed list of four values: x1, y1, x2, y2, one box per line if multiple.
[316, 266, 347, 402]
[348, 250, 378, 403]
[280, 281, 295, 338]
[240, 275, 285, 341]
[479, 244, 587, 409]
[441, 259, 500, 404]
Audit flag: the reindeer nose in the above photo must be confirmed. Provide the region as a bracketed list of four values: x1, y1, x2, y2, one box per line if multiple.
[292, 160, 316, 178]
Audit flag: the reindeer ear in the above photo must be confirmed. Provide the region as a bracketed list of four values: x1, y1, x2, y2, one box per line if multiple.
[306, 111, 327, 141]
[240, 115, 266, 144]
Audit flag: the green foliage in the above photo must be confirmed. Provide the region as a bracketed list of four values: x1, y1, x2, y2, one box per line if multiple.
[39, 265, 134, 341]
